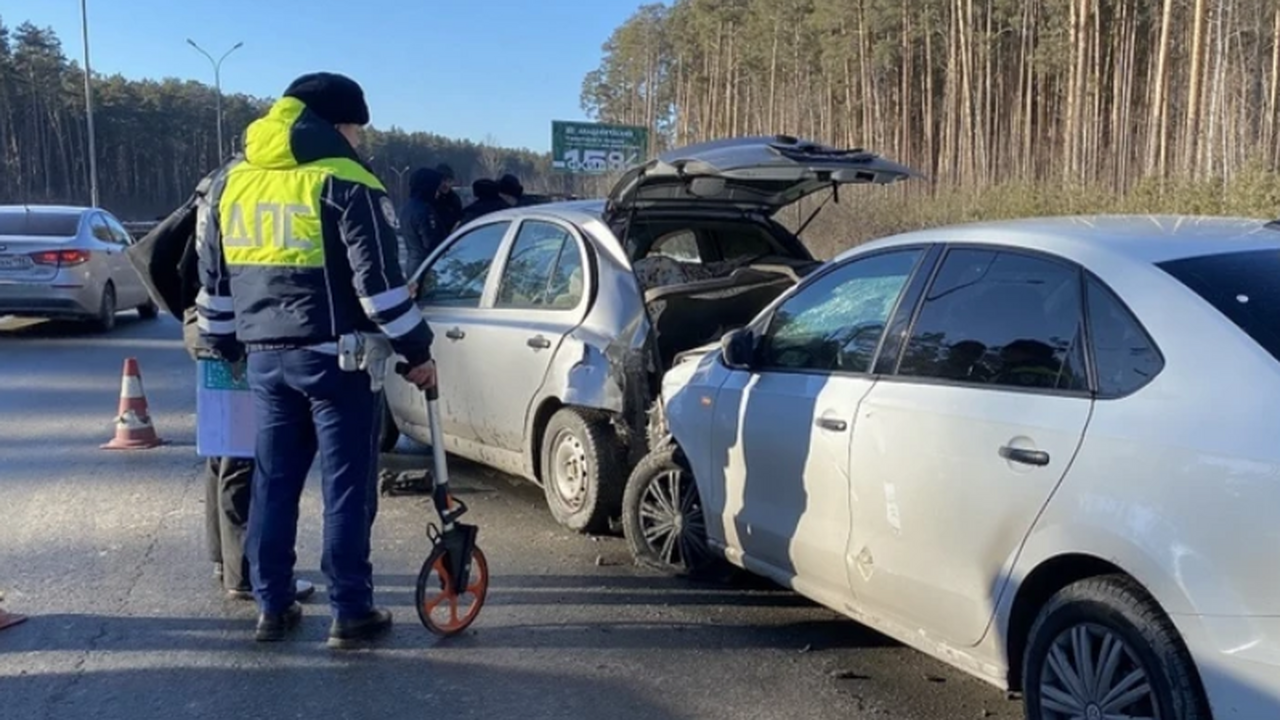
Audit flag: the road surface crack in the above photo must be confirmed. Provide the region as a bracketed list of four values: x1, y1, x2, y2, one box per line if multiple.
[40, 461, 199, 718]
[41, 620, 109, 720]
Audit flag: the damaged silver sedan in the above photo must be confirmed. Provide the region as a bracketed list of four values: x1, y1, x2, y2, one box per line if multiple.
[381, 136, 915, 533]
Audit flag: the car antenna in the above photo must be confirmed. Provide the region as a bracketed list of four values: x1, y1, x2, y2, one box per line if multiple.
[795, 182, 839, 237]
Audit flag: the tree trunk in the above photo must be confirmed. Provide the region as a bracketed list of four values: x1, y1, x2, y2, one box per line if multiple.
[1185, 0, 1209, 175]
[1148, 0, 1175, 177]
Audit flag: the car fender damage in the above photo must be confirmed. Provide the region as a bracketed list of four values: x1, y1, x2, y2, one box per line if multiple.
[559, 337, 623, 411]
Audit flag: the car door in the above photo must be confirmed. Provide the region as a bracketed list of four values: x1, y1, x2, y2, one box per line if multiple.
[88, 213, 131, 294]
[846, 246, 1094, 648]
[101, 214, 147, 307]
[709, 247, 928, 602]
[397, 220, 513, 444]
[461, 218, 592, 452]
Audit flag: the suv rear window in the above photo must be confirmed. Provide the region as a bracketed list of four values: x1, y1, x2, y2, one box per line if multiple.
[0, 212, 82, 237]
[1158, 249, 1280, 363]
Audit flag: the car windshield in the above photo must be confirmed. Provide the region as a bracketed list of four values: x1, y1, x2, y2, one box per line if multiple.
[0, 212, 81, 237]
[1158, 248, 1280, 363]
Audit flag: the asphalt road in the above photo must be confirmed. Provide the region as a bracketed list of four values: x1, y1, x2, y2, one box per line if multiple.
[0, 313, 1024, 720]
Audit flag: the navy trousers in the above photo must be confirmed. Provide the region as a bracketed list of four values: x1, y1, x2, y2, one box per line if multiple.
[245, 348, 380, 620]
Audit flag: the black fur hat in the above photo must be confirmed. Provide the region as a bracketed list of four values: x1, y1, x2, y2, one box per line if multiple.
[283, 72, 370, 126]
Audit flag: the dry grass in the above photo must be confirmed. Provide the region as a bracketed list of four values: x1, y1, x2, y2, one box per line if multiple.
[785, 164, 1280, 259]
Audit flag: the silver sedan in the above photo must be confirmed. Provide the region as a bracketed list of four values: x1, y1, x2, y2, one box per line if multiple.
[380, 136, 915, 534]
[0, 205, 157, 331]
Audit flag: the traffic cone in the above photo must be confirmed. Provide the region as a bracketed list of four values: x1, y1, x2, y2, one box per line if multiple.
[102, 357, 164, 450]
[0, 607, 26, 632]
[0, 592, 25, 632]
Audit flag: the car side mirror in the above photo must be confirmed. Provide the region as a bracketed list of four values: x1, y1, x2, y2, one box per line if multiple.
[720, 328, 756, 370]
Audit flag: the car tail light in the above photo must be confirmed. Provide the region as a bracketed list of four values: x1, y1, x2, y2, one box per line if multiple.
[30, 249, 91, 266]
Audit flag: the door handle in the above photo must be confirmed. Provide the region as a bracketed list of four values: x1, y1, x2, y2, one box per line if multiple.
[1000, 446, 1050, 467]
[527, 335, 551, 350]
[815, 417, 848, 432]
[445, 327, 465, 341]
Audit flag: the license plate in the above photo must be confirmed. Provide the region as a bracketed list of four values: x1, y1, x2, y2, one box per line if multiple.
[0, 255, 30, 270]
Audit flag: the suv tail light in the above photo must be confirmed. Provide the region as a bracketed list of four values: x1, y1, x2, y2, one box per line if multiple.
[31, 249, 91, 266]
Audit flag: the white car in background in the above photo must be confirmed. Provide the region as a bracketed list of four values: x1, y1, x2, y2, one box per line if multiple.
[0, 205, 157, 331]
[628, 215, 1280, 719]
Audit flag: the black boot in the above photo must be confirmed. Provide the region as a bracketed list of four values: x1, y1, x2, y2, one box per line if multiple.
[255, 602, 303, 642]
[327, 607, 392, 649]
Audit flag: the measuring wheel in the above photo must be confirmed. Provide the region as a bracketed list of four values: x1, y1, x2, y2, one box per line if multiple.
[415, 533, 490, 637]
[396, 363, 493, 638]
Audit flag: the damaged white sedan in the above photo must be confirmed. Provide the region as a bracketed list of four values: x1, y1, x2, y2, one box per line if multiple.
[627, 215, 1280, 720]
[380, 136, 914, 533]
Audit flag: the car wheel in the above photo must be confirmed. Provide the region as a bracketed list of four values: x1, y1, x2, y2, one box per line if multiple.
[137, 298, 159, 320]
[92, 283, 117, 333]
[539, 407, 623, 534]
[378, 395, 400, 453]
[1023, 574, 1210, 720]
[622, 447, 720, 578]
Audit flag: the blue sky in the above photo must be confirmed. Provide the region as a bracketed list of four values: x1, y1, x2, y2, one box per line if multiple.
[7, 0, 647, 152]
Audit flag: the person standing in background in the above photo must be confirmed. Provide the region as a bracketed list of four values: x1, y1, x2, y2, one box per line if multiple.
[459, 177, 509, 224]
[401, 166, 449, 280]
[433, 163, 463, 234]
[497, 173, 526, 207]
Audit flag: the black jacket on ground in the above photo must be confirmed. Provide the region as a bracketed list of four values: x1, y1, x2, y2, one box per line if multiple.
[401, 168, 448, 276]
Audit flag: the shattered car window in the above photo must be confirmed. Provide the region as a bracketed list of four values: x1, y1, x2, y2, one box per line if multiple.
[497, 221, 584, 310]
[760, 249, 922, 373]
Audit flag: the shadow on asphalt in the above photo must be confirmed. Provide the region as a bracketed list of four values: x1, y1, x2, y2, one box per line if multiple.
[0, 313, 156, 340]
[0, 605, 891, 656]
[370, 572, 814, 611]
[447, 618, 895, 652]
[1, 653, 690, 720]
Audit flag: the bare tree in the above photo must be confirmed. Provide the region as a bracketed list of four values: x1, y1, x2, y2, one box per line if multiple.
[476, 133, 505, 179]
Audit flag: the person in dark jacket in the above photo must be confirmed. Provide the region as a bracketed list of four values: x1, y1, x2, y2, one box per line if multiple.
[498, 173, 526, 207]
[459, 178, 508, 224]
[197, 72, 436, 646]
[139, 158, 316, 607]
[433, 163, 463, 233]
[401, 167, 448, 277]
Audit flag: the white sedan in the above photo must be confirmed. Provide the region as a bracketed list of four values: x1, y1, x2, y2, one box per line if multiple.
[626, 215, 1280, 720]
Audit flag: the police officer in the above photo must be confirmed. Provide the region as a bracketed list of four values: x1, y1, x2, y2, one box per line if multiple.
[196, 72, 436, 647]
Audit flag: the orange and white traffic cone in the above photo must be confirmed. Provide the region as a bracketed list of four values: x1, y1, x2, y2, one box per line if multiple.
[0, 607, 26, 632]
[0, 593, 25, 632]
[101, 357, 164, 450]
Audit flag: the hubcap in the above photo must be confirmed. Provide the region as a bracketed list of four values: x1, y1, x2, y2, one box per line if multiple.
[551, 432, 588, 509]
[638, 469, 709, 570]
[1039, 623, 1160, 720]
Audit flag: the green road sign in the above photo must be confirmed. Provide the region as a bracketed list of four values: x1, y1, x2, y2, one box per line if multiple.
[551, 121, 649, 175]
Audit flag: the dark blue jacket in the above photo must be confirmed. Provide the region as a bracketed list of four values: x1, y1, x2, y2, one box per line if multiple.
[196, 97, 433, 366]
[400, 168, 448, 277]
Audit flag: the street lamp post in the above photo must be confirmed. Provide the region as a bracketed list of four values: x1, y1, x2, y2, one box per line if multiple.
[186, 39, 243, 161]
[390, 165, 411, 202]
[79, 0, 98, 207]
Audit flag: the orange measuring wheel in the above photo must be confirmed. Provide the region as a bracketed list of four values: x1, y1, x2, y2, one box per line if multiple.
[415, 543, 489, 637]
